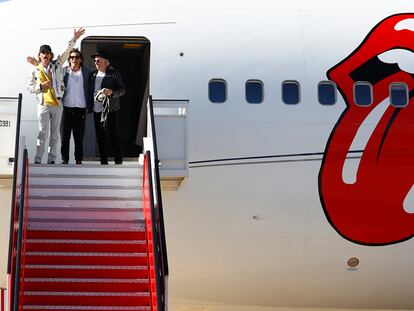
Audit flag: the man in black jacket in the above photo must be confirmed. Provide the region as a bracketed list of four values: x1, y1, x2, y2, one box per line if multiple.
[89, 51, 126, 165]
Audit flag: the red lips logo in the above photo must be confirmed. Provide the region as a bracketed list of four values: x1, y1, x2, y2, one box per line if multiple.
[319, 14, 414, 245]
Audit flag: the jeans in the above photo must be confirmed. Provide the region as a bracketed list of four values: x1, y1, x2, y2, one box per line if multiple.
[35, 104, 63, 163]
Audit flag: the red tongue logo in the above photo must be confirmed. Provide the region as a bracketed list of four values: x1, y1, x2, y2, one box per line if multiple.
[319, 14, 414, 245]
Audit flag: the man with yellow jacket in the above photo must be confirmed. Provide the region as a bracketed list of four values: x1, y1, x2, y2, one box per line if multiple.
[28, 27, 85, 164]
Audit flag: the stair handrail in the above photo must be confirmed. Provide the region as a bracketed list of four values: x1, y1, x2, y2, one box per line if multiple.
[7, 94, 22, 275]
[5, 94, 24, 311]
[143, 152, 160, 311]
[142, 95, 169, 311]
[11, 149, 29, 311]
[148, 95, 169, 276]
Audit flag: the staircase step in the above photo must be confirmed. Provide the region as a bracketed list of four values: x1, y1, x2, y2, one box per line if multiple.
[29, 206, 142, 211]
[29, 164, 142, 177]
[28, 207, 142, 221]
[26, 239, 147, 253]
[25, 252, 148, 266]
[26, 228, 146, 241]
[23, 291, 150, 306]
[29, 186, 141, 198]
[24, 278, 150, 292]
[29, 197, 141, 209]
[24, 265, 149, 279]
[23, 306, 151, 311]
[29, 175, 141, 187]
[28, 219, 144, 229]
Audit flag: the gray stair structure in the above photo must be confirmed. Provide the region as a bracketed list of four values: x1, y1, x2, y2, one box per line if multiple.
[23, 161, 151, 311]
[28, 163, 143, 230]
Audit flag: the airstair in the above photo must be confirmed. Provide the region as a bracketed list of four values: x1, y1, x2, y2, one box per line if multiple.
[24, 163, 150, 311]
[6, 96, 175, 311]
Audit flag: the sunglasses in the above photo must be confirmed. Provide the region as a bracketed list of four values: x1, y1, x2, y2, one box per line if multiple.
[69, 55, 80, 60]
[41, 50, 51, 55]
[94, 59, 102, 63]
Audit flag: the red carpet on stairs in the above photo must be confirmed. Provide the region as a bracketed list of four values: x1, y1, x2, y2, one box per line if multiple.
[18, 163, 154, 311]
[23, 228, 152, 311]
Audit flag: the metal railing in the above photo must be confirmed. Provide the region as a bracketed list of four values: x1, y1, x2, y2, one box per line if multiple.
[7, 146, 28, 311]
[5, 94, 28, 311]
[7, 94, 22, 279]
[142, 95, 169, 311]
[11, 149, 29, 311]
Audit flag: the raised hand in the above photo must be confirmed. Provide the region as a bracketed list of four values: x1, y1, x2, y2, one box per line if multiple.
[26, 56, 38, 66]
[74, 27, 86, 41]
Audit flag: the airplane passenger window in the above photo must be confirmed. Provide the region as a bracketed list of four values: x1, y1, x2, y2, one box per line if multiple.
[318, 81, 337, 105]
[282, 81, 300, 105]
[245, 80, 263, 104]
[354, 82, 373, 106]
[390, 83, 408, 107]
[209, 79, 227, 103]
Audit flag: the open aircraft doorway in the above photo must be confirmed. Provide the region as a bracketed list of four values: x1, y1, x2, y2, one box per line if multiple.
[81, 36, 150, 160]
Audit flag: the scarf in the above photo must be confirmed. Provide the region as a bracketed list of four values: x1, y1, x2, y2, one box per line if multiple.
[37, 64, 58, 106]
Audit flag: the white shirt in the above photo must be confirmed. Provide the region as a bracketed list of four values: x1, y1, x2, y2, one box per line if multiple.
[63, 68, 86, 108]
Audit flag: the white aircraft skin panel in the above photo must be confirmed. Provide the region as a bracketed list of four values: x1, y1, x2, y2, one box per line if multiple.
[2, 1, 414, 311]
[190, 122, 339, 164]
[164, 163, 414, 309]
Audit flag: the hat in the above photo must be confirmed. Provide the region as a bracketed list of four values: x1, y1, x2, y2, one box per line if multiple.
[39, 44, 52, 53]
[91, 50, 108, 60]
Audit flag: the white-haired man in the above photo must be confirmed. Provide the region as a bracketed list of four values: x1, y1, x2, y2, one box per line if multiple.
[88, 51, 125, 165]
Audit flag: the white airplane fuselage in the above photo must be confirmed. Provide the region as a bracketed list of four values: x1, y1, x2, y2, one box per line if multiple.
[1, 1, 414, 310]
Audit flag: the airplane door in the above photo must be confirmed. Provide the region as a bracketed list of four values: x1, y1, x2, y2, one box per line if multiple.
[80, 37, 150, 160]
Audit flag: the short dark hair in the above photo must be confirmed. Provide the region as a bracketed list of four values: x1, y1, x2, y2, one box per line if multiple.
[69, 48, 84, 65]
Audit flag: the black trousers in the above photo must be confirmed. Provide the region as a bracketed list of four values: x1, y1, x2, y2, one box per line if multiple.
[61, 107, 87, 162]
[94, 111, 122, 164]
